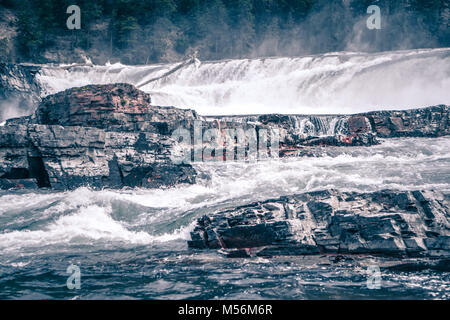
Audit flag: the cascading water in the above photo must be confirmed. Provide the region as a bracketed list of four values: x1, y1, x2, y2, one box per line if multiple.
[293, 116, 349, 136]
[37, 48, 450, 115]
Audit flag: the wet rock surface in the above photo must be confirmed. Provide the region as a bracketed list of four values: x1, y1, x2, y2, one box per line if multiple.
[188, 189, 450, 258]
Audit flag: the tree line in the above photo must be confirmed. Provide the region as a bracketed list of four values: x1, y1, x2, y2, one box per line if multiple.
[0, 0, 448, 64]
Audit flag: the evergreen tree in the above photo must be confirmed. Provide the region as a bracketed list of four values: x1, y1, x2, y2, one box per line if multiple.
[226, 0, 255, 57]
[3, 0, 448, 64]
[16, 2, 43, 61]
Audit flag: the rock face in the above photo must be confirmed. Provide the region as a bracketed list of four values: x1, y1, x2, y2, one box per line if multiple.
[188, 189, 450, 258]
[364, 106, 450, 138]
[0, 83, 198, 190]
[33, 83, 198, 133]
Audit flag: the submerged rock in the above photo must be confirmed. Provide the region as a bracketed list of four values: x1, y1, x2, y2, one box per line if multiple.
[188, 189, 450, 258]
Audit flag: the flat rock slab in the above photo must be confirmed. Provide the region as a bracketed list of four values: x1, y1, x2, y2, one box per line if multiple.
[188, 189, 450, 258]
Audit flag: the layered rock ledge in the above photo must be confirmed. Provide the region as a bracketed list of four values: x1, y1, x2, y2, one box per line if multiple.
[0, 83, 199, 190]
[188, 189, 450, 258]
[0, 82, 449, 190]
[208, 105, 449, 153]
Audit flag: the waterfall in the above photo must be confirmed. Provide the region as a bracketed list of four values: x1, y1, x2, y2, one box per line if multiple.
[289, 115, 349, 137]
[35, 48, 450, 116]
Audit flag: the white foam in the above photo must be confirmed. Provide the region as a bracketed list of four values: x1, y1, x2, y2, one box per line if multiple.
[0, 205, 152, 251]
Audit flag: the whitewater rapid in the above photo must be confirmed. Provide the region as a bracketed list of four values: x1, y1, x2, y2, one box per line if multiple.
[36, 48, 450, 115]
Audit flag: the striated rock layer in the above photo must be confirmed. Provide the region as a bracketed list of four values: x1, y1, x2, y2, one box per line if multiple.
[188, 189, 450, 258]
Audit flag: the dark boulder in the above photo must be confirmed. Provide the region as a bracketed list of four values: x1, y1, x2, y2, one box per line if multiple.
[364, 105, 449, 138]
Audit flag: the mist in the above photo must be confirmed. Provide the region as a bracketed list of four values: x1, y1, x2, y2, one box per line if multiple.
[0, 98, 35, 122]
[250, 0, 448, 59]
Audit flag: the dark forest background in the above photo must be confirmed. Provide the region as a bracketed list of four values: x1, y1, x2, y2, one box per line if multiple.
[0, 0, 448, 64]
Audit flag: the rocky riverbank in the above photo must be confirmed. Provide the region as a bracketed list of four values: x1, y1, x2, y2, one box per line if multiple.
[0, 63, 41, 121]
[209, 104, 449, 152]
